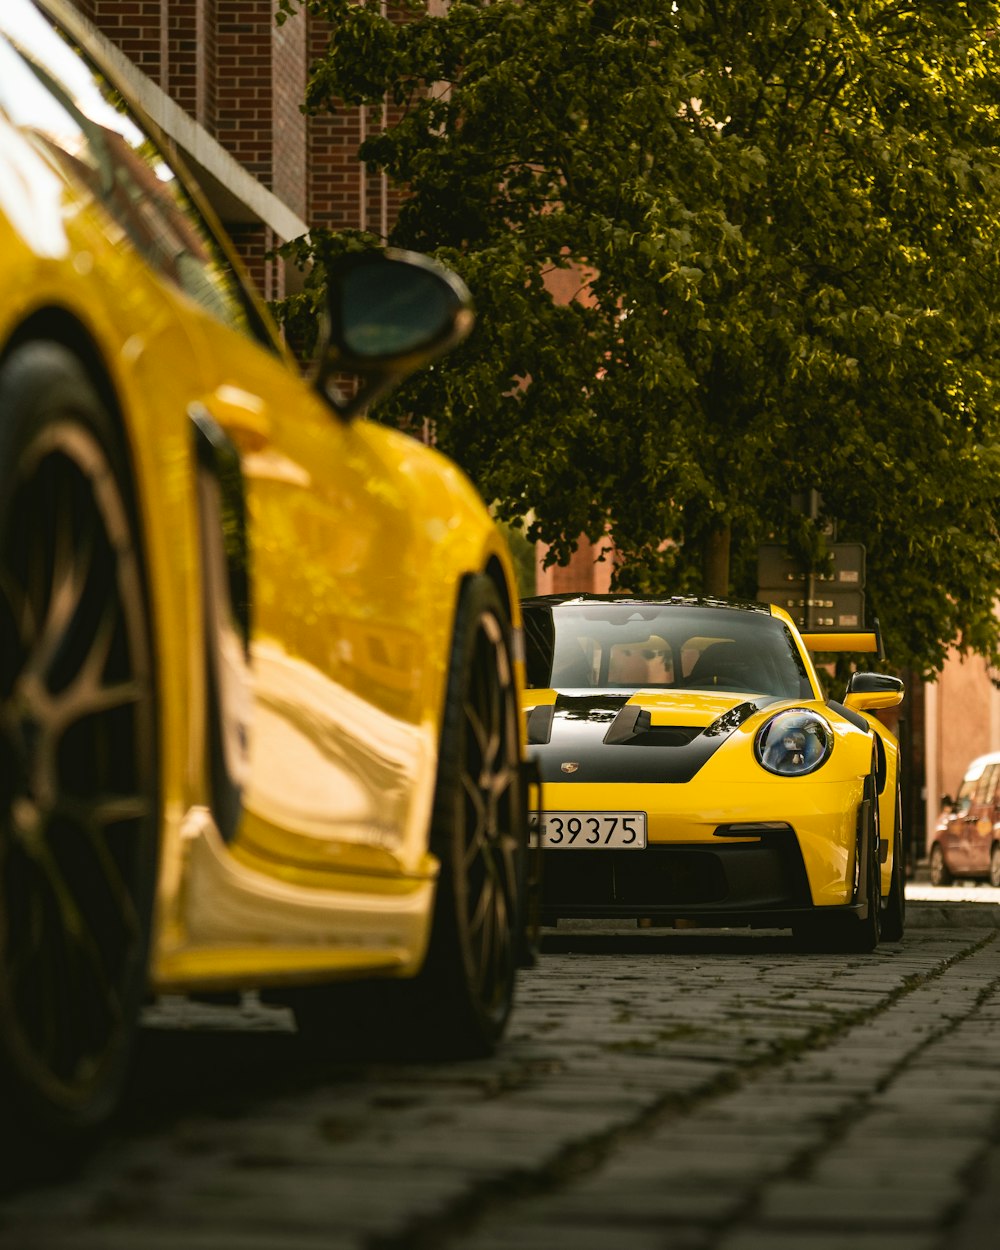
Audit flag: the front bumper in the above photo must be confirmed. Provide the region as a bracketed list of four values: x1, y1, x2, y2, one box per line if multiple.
[541, 828, 813, 925]
[535, 774, 864, 908]
[540, 796, 876, 929]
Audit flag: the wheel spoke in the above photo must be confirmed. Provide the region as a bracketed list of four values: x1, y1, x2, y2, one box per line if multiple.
[51, 599, 144, 731]
[0, 409, 155, 1106]
[460, 772, 489, 856]
[14, 819, 122, 1009]
[487, 883, 512, 1000]
[469, 875, 495, 988]
[0, 566, 37, 661]
[4, 828, 126, 1081]
[56, 796, 148, 939]
[463, 695, 493, 768]
[23, 485, 95, 685]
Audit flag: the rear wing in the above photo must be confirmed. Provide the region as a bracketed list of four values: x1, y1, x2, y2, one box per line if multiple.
[799, 621, 884, 661]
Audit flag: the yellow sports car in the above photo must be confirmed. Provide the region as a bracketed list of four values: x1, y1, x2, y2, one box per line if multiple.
[0, 0, 530, 1152]
[521, 594, 905, 952]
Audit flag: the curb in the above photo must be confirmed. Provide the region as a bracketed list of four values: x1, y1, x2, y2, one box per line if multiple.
[905, 899, 1000, 928]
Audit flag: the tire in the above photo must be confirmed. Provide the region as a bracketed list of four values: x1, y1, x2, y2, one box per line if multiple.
[929, 842, 952, 887]
[881, 787, 906, 943]
[990, 844, 1000, 890]
[294, 574, 526, 1059]
[515, 759, 543, 969]
[794, 772, 881, 954]
[0, 342, 158, 1166]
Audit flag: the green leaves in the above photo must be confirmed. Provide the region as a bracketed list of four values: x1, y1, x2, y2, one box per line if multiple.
[275, 0, 1000, 675]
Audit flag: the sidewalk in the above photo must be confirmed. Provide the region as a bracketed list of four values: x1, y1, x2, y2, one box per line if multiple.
[906, 882, 1000, 927]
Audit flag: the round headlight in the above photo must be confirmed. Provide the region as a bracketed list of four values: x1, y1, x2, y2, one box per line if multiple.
[754, 709, 833, 777]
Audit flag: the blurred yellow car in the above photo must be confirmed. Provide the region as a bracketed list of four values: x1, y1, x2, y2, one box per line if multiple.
[521, 595, 905, 952]
[0, 0, 530, 1152]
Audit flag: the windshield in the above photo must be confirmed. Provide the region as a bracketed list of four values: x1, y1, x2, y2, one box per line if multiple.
[523, 602, 815, 699]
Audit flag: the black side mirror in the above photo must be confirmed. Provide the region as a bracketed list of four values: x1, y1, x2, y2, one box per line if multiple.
[315, 249, 474, 419]
[845, 672, 903, 696]
[843, 670, 904, 713]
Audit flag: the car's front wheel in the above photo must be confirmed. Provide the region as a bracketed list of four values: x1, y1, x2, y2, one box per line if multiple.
[409, 573, 525, 1053]
[881, 787, 905, 943]
[0, 342, 158, 1164]
[294, 574, 526, 1058]
[990, 844, 1000, 890]
[794, 773, 881, 954]
[929, 842, 952, 887]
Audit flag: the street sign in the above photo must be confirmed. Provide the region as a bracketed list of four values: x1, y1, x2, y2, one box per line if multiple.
[757, 543, 865, 589]
[757, 543, 866, 629]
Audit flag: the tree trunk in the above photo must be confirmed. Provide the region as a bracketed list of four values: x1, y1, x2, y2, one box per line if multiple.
[702, 523, 731, 598]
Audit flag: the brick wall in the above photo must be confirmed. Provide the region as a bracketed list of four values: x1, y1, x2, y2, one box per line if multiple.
[215, 2, 274, 185]
[227, 222, 278, 302]
[164, 0, 198, 116]
[72, 0, 402, 257]
[305, 15, 363, 232]
[91, 0, 164, 80]
[304, 15, 396, 239]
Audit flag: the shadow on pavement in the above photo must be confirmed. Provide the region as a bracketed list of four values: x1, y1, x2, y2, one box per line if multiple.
[540, 928, 798, 956]
[122, 1026, 313, 1128]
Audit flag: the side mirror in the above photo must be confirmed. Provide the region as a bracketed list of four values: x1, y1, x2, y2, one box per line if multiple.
[843, 671, 904, 713]
[940, 795, 955, 812]
[314, 248, 474, 419]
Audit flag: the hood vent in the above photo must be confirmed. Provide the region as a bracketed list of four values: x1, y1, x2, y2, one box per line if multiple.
[525, 703, 555, 745]
[604, 706, 702, 748]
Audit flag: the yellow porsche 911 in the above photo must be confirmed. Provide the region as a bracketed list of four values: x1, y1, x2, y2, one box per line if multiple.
[521, 595, 905, 953]
[0, 0, 531, 1153]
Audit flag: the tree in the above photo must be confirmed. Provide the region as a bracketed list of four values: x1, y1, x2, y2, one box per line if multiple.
[277, 0, 1000, 675]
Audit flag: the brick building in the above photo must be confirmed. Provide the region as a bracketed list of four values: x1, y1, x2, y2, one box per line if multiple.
[65, 0, 401, 300]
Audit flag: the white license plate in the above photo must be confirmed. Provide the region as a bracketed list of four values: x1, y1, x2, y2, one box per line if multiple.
[529, 811, 647, 850]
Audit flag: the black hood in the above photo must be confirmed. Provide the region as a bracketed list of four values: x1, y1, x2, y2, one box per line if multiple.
[526, 692, 778, 784]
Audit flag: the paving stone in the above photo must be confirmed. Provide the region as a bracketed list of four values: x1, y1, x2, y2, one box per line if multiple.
[756, 1180, 963, 1225]
[460, 1224, 675, 1250]
[3, 925, 1000, 1250]
[481, 1182, 747, 1226]
[717, 1233, 939, 1250]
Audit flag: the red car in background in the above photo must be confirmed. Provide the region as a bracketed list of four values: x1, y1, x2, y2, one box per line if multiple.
[928, 752, 1000, 886]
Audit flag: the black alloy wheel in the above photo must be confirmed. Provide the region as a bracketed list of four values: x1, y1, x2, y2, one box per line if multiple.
[424, 573, 525, 1051]
[0, 342, 158, 1158]
[841, 771, 882, 952]
[293, 574, 526, 1059]
[794, 770, 881, 954]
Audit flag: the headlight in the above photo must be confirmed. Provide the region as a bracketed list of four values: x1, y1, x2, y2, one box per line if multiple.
[754, 709, 833, 777]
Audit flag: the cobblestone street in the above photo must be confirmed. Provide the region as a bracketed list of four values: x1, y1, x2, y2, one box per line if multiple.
[3, 902, 1000, 1249]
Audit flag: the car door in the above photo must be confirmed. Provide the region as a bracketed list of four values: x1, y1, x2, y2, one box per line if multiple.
[20, 12, 438, 886]
[189, 337, 439, 882]
[943, 775, 976, 876]
[964, 763, 998, 876]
